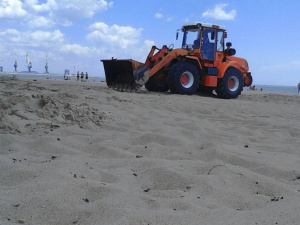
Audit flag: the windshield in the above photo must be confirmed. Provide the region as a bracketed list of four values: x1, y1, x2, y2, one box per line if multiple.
[182, 29, 200, 49]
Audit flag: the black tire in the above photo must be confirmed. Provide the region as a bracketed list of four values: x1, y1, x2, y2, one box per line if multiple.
[167, 61, 200, 95]
[244, 73, 253, 87]
[145, 72, 169, 92]
[216, 67, 243, 99]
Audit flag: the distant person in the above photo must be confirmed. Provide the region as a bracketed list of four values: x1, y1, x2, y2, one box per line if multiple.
[77, 71, 80, 81]
[298, 82, 300, 93]
[81, 72, 84, 81]
[85, 72, 88, 82]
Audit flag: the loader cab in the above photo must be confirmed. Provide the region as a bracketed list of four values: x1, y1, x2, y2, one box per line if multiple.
[181, 23, 226, 61]
[200, 28, 227, 61]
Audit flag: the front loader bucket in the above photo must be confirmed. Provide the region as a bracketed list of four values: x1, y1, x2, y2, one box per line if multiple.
[101, 59, 150, 91]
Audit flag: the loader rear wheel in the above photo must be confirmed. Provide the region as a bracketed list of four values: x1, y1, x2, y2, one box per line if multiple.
[168, 62, 200, 95]
[145, 72, 169, 92]
[216, 67, 243, 99]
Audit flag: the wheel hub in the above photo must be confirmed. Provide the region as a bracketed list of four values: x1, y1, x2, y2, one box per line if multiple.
[181, 71, 194, 88]
[228, 76, 239, 92]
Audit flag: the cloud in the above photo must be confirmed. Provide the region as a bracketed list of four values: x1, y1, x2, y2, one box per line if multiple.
[166, 16, 173, 22]
[155, 13, 163, 19]
[29, 30, 64, 43]
[144, 40, 155, 47]
[85, 22, 156, 63]
[0, 0, 113, 27]
[202, 4, 236, 20]
[60, 44, 91, 55]
[87, 22, 143, 49]
[0, 0, 28, 19]
[154, 11, 173, 22]
[24, 0, 57, 13]
[0, 29, 64, 47]
[49, 0, 113, 26]
[29, 16, 56, 28]
[183, 17, 190, 23]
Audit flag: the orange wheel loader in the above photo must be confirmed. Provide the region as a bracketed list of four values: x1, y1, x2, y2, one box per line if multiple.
[101, 22, 252, 99]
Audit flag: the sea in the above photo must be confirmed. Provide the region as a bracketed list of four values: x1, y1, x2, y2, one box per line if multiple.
[0, 73, 299, 95]
[244, 85, 299, 94]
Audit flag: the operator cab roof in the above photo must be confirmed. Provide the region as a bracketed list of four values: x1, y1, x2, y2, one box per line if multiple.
[182, 22, 226, 30]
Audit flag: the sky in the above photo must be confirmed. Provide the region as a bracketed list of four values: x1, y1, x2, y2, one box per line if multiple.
[1, 0, 300, 86]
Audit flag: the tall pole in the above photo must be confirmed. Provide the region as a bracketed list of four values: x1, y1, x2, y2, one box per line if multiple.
[45, 53, 49, 74]
[14, 52, 18, 72]
[0, 59, 3, 72]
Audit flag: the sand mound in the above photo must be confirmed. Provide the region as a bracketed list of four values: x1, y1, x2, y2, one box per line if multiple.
[1, 77, 300, 225]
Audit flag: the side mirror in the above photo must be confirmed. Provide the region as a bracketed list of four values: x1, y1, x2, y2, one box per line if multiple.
[224, 32, 227, 38]
[226, 48, 236, 56]
[176, 29, 181, 40]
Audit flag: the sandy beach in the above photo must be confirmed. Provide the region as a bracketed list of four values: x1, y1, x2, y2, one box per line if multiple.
[1, 76, 300, 225]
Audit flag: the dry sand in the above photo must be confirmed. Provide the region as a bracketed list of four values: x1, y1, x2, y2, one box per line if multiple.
[1, 76, 300, 225]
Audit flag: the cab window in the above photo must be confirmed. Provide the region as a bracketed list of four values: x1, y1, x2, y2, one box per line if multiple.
[217, 31, 224, 51]
[182, 29, 200, 49]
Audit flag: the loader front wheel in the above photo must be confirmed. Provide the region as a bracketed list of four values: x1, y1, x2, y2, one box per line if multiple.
[168, 62, 200, 95]
[244, 73, 253, 87]
[216, 67, 243, 99]
[145, 72, 169, 92]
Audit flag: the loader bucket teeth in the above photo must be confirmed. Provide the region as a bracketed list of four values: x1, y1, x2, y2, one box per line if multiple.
[101, 59, 149, 91]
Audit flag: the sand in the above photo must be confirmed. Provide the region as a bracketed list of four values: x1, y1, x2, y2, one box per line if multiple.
[0, 76, 300, 225]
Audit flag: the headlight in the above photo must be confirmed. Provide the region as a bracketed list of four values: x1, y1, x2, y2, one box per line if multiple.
[242, 60, 248, 69]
